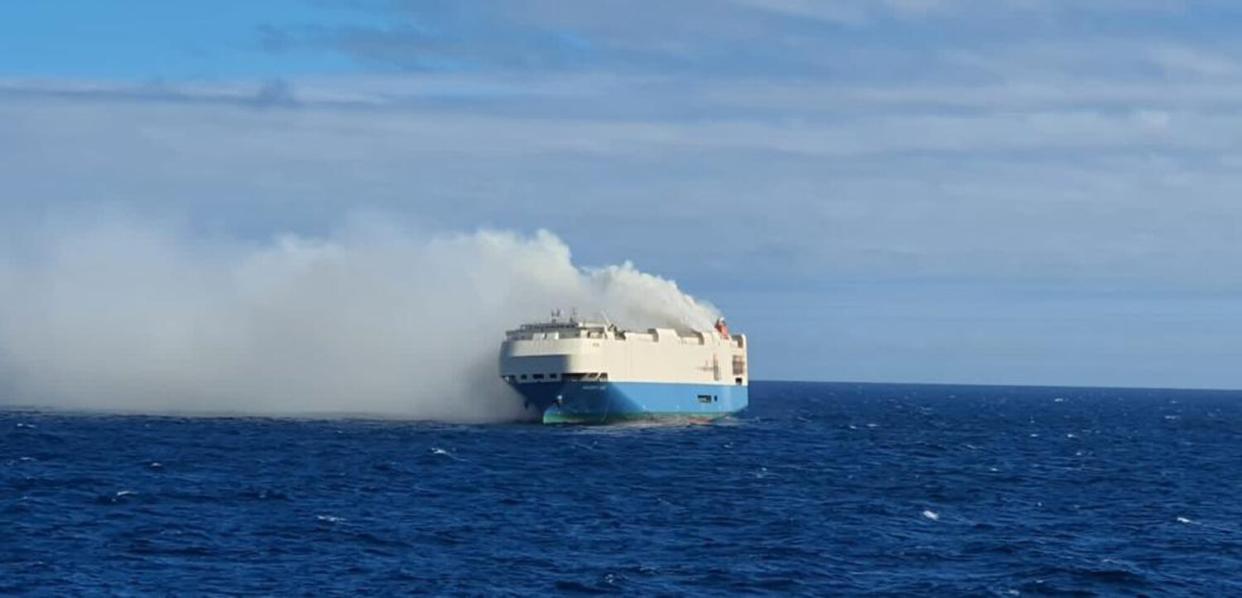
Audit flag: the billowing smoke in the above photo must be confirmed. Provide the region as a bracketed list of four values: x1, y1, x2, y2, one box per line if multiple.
[0, 218, 720, 421]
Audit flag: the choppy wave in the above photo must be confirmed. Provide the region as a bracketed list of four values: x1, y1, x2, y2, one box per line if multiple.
[3, 382, 1241, 594]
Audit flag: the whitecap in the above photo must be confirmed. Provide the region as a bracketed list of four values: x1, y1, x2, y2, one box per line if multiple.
[317, 514, 344, 523]
[1053, 397, 1065, 403]
[430, 447, 450, 456]
[115, 490, 136, 497]
[1177, 516, 1194, 524]
[922, 509, 940, 521]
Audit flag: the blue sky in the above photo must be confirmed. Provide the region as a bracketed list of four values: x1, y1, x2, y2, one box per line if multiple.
[2, 0, 1241, 388]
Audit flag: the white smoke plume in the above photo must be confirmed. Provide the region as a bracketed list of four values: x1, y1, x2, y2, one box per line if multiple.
[0, 218, 721, 422]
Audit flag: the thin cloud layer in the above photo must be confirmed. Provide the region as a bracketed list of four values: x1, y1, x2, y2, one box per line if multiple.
[1, 72, 1237, 291]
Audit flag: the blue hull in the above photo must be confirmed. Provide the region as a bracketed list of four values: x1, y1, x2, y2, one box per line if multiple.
[509, 380, 748, 424]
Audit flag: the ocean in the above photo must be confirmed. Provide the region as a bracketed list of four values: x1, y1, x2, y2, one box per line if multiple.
[3, 381, 1241, 595]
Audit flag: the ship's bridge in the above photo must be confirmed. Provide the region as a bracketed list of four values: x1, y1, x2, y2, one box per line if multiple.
[501, 318, 617, 384]
[504, 319, 616, 342]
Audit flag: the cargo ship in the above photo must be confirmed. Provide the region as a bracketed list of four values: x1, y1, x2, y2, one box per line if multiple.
[499, 314, 748, 424]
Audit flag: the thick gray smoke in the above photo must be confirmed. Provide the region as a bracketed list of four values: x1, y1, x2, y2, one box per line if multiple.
[0, 219, 720, 421]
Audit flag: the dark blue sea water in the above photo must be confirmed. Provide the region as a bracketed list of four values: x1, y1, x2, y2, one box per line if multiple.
[4, 381, 1241, 595]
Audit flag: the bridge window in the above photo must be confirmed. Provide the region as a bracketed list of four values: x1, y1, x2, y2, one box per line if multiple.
[532, 374, 545, 380]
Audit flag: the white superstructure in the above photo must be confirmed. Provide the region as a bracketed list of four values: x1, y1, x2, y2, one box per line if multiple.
[499, 317, 748, 386]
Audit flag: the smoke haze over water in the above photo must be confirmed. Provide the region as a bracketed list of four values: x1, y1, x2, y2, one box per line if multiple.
[0, 219, 720, 422]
